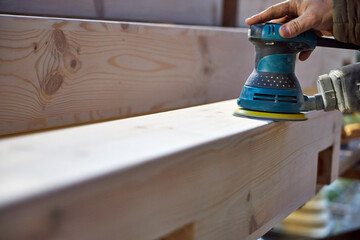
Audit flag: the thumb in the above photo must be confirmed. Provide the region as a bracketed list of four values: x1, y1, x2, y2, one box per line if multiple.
[279, 14, 316, 38]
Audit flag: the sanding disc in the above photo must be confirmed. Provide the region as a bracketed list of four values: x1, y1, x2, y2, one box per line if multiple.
[233, 108, 307, 121]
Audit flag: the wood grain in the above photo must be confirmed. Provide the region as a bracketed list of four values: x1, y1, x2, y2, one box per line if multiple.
[0, 100, 342, 240]
[0, 14, 253, 136]
[0, 14, 351, 136]
[0, 0, 223, 26]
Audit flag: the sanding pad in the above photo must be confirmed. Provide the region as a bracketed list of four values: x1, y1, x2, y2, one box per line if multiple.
[233, 108, 307, 121]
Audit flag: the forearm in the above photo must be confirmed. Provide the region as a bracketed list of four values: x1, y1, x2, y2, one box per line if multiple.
[333, 0, 360, 45]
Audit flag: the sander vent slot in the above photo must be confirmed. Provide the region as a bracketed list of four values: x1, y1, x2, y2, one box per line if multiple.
[253, 93, 298, 103]
[254, 93, 275, 98]
[254, 98, 274, 102]
[267, 25, 276, 35]
[278, 95, 297, 99]
[254, 93, 276, 102]
[277, 95, 297, 103]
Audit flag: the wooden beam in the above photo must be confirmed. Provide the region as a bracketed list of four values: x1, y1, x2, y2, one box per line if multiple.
[0, 0, 223, 26]
[0, 14, 253, 136]
[0, 100, 342, 240]
[222, 0, 238, 27]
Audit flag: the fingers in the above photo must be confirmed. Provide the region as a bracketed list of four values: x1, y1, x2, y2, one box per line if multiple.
[279, 11, 317, 38]
[245, 1, 290, 25]
[269, 16, 291, 24]
[299, 50, 313, 61]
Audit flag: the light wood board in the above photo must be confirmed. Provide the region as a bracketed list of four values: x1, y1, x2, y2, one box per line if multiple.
[0, 0, 223, 26]
[0, 100, 342, 240]
[0, 14, 253, 136]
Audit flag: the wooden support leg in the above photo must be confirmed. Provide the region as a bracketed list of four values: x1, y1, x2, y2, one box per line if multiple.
[317, 118, 341, 185]
[317, 146, 339, 185]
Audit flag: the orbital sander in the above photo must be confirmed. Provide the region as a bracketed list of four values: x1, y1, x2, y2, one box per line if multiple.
[235, 23, 360, 121]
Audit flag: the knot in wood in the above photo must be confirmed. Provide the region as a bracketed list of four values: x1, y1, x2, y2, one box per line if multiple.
[44, 73, 63, 96]
[53, 29, 67, 53]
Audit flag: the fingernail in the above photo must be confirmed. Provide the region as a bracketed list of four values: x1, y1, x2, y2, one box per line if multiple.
[280, 25, 290, 37]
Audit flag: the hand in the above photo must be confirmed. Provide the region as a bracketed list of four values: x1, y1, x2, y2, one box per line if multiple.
[246, 0, 333, 60]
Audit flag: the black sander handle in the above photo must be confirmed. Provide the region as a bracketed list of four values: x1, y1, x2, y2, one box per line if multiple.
[316, 37, 360, 50]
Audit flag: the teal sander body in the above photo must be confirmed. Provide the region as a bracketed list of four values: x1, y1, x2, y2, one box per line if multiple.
[235, 23, 360, 121]
[235, 23, 316, 121]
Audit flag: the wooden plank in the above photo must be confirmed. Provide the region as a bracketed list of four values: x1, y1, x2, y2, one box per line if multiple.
[0, 14, 254, 136]
[0, 0, 223, 26]
[0, 100, 342, 240]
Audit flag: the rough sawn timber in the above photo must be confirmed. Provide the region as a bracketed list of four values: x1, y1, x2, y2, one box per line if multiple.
[0, 100, 342, 240]
[0, 14, 253, 136]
